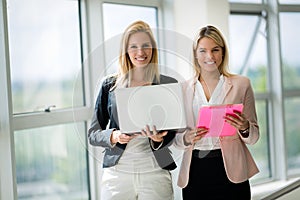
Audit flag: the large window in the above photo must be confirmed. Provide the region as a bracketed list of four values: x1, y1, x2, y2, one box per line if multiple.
[279, 12, 300, 175]
[229, 14, 267, 92]
[7, 0, 84, 114]
[230, 0, 300, 186]
[6, 0, 89, 199]
[229, 13, 270, 182]
[15, 123, 88, 199]
[280, 13, 300, 90]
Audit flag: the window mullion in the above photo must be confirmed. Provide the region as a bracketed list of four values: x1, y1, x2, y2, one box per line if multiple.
[0, 0, 17, 199]
[267, 0, 287, 181]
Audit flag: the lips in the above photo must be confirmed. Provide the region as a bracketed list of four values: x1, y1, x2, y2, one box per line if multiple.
[136, 57, 147, 61]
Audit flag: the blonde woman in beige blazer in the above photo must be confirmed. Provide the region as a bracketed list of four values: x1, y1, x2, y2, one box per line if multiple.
[173, 25, 259, 200]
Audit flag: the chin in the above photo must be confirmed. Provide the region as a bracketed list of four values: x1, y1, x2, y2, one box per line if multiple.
[134, 64, 148, 68]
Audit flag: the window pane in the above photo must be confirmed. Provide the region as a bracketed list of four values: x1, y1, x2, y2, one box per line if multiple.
[15, 123, 89, 199]
[284, 98, 300, 175]
[229, 14, 267, 92]
[229, 14, 270, 183]
[279, 0, 300, 4]
[229, 0, 262, 3]
[249, 100, 271, 183]
[280, 13, 300, 90]
[102, 3, 157, 40]
[7, 0, 84, 114]
[102, 3, 157, 74]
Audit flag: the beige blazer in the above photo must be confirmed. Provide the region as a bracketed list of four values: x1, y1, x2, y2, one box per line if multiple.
[175, 75, 260, 188]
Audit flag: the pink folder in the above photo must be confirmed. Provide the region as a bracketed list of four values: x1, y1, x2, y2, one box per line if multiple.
[197, 104, 244, 137]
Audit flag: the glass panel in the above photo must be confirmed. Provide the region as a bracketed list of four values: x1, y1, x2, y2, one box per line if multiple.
[279, 13, 300, 90]
[284, 98, 300, 175]
[229, 14, 270, 182]
[102, 3, 157, 74]
[102, 3, 157, 40]
[7, 0, 84, 114]
[229, 14, 268, 92]
[229, 0, 262, 3]
[279, 0, 300, 4]
[15, 123, 89, 200]
[248, 100, 271, 183]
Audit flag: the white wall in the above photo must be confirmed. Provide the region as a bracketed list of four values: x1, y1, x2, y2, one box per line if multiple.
[172, 0, 229, 39]
[162, 0, 229, 81]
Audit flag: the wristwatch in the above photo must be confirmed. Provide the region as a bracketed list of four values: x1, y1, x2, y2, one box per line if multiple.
[239, 127, 249, 138]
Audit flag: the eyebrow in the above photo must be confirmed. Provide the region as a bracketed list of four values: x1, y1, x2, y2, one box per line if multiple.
[198, 45, 221, 50]
[128, 42, 151, 46]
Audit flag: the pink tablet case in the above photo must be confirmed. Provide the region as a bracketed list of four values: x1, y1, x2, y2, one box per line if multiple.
[197, 104, 244, 137]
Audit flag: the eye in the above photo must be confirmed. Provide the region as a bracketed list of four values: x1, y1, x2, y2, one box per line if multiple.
[198, 49, 205, 53]
[212, 47, 222, 53]
[129, 45, 137, 49]
[142, 43, 151, 49]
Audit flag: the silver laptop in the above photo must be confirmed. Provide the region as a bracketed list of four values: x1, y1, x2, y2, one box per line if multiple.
[114, 83, 187, 134]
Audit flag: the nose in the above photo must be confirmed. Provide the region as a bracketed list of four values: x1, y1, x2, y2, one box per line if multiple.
[136, 47, 145, 55]
[206, 51, 214, 59]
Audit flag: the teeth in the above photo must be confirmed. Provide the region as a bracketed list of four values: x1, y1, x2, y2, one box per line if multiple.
[206, 61, 215, 64]
[136, 57, 146, 61]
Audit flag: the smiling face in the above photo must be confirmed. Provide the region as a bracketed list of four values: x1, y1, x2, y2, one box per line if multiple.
[195, 37, 223, 73]
[127, 32, 153, 68]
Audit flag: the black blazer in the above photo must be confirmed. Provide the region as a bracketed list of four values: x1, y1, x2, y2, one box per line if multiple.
[88, 74, 178, 170]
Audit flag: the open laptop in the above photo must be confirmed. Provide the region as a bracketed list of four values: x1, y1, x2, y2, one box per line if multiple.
[114, 83, 187, 134]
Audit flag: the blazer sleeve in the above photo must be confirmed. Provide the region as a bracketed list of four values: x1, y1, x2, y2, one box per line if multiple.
[88, 77, 115, 148]
[239, 78, 259, 145]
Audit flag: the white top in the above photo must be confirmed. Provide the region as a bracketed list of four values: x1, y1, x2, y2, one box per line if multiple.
[117, 136, 161, 173]
[193, 75, 226, 150]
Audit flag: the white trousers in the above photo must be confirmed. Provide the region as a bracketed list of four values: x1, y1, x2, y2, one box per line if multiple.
[100, 166, 174, 200]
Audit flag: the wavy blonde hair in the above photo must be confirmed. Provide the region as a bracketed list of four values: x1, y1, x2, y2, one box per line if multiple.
[193, 25, 232, 78]
[114, 20, 160, 88]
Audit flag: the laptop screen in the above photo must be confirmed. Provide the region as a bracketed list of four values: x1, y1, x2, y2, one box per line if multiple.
[114, 83, 187, 134]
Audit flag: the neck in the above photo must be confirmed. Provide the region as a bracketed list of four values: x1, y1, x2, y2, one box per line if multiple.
[130, 67, 146, 82]
[199, 70, 220, 82]
[199, 71, 221, 101]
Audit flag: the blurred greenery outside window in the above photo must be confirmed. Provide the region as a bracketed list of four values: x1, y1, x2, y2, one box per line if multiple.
[15, 123, 89, 199]
[7, 0, 89, 199]
[8, 0, 84, 114]
[280, 13, 300, 175]
[230, 2, 300, 183]
[229, 14, 270, 183]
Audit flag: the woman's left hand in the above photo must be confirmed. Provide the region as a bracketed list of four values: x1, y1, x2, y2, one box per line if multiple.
[141, 125, 167, 142]
[224, 110, 249, 130]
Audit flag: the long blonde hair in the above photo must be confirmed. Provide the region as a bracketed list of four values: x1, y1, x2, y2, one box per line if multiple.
[114, 20, 160, 88]
[193, 25, 232, 78]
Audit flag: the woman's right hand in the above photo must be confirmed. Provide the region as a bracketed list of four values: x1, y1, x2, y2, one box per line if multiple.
[184, 127, 208, 145]
[110, 130, 138, 145]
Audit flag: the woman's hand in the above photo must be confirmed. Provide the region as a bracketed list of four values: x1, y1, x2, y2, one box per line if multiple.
[184, 127, 208, 145]
[141, 125, 167, 142]
[110, 130, 138, 145]
[224, 110, 249, 131]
